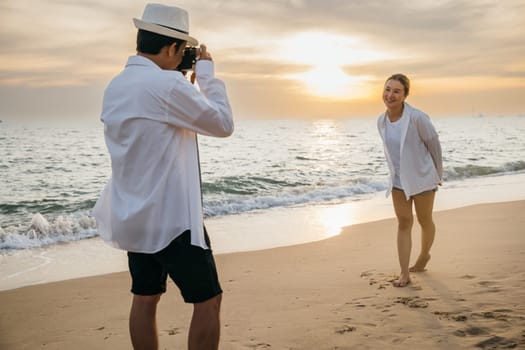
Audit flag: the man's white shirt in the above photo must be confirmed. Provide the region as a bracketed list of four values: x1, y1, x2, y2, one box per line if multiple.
[93, 56, 233, 253]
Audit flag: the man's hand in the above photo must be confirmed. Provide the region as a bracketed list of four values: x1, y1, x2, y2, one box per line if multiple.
[199, 44, 212, 61]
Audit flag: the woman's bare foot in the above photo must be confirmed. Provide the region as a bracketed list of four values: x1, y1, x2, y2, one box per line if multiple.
[409, 254, 431, 272]
[393, 273, 411, 287]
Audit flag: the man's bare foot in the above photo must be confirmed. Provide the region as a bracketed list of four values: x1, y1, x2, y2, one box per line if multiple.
[409, 254, 431, 272]
[393, 273, 411, 287]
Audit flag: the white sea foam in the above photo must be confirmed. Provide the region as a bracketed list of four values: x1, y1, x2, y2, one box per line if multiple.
[1, 213, 98, 250]
[205, 179, 388, 216]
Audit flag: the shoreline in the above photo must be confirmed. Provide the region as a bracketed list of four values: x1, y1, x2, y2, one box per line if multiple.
[1, 172, 525, 292]
[1, 200, 524, 349]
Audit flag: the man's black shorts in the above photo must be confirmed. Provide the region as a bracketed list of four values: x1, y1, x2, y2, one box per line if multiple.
[127, 228, 222, 303]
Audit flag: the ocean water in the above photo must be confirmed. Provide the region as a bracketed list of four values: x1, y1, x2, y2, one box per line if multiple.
[1, 116, 525, 252]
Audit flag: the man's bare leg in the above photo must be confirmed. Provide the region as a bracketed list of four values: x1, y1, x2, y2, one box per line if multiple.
[129, 294, 161, 350]
[188, 293, 222, 350]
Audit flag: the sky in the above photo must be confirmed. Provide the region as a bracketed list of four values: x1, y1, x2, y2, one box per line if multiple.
[1, 0, 524, 122]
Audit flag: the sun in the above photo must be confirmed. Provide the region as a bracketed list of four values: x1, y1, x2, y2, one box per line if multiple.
[279, 31, 392, 99]
[291, 66, 364, 99]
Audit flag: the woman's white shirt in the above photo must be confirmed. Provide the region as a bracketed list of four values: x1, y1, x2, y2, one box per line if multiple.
[377, 103, 442, 199]
[385, 116, 403, 189]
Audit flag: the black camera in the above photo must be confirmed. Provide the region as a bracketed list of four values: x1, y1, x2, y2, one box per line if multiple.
[177, 47, 197, 71]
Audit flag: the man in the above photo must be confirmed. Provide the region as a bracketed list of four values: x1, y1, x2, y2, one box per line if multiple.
[92, 3, 233, 349]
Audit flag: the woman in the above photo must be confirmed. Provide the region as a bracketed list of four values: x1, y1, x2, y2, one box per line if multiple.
[377, 74, 443, 287]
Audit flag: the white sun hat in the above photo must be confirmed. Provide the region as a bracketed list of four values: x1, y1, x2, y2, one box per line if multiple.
[133, 3, 198, 46]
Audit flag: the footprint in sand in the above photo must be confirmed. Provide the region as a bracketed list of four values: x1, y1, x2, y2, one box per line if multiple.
[162, 327, 181, 336]
[478, 280, 497, 287]
[471, 309, 515, 322]
[433, 311, 469, 322]
[475, 335, 521, 349]
[360, 270, 374, 278]
[453, 326, 489, 337]
[474, 280, 503, 294]
[393, 296, 436, 309]
[335, 325, 357, 334]
[360, 270, 411, 290]
[452, 315, 468, 322]
[244, 341, 272, 349]
[459, 274, 477, 280]
[438, 307, 525, 348]
[435, 308, 518, 324]
[94, 326, 114, 340]
[345, 296, 374, 309]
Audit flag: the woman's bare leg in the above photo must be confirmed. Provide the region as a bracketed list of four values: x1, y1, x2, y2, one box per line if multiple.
[411, 190, 436, 272]
[391, 189, 414, 287]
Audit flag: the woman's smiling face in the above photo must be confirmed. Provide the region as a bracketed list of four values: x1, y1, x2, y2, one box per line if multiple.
[383, 79, 407, 110]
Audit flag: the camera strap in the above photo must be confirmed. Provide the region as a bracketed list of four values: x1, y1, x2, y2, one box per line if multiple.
[195, 134, 204, 207]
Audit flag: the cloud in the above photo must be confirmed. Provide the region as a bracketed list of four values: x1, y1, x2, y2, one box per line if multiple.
[0, 1, 140, 86]
[0, 0, 524, 119]
[3, 0, 524, 84]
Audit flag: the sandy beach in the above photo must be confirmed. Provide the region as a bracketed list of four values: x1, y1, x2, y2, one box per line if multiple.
[1, 200, 524, 349]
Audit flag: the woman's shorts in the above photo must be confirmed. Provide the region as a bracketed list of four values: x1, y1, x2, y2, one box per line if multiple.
[392, 187, 437, 199]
